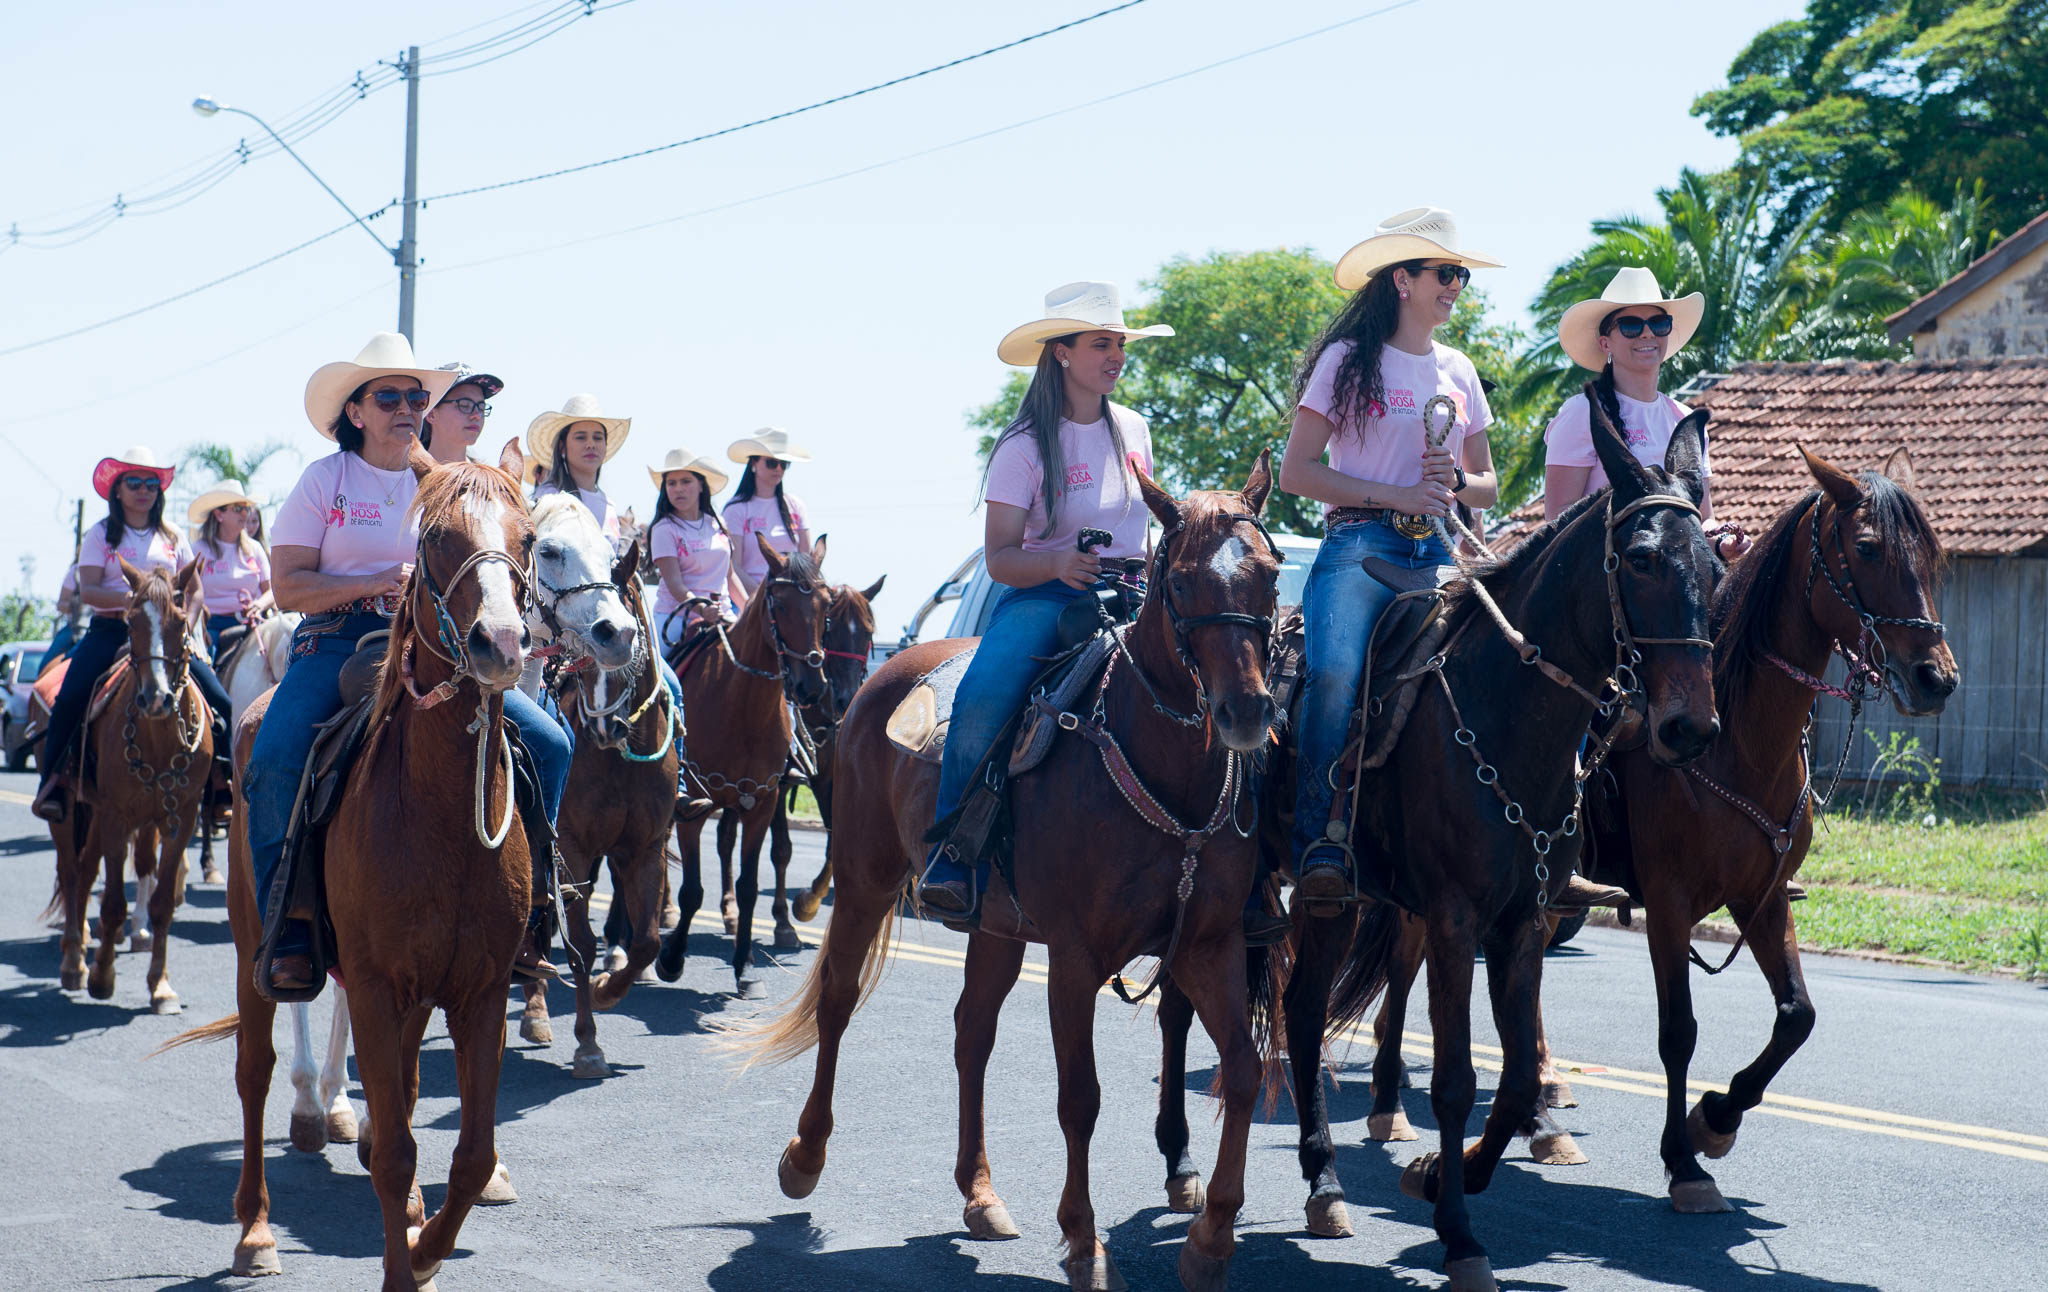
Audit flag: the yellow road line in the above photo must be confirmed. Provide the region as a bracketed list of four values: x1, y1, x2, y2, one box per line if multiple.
[0, 789, 34, 806]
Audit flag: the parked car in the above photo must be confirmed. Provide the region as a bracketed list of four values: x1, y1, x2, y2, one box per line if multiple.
[1, 640, 52, 771]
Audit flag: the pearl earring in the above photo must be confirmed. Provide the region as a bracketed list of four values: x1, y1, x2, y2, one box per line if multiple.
[1060, 358, 1070, 369]
[1399, 289, 1409, 301]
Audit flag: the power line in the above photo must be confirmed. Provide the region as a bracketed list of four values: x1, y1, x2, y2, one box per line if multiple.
[417, 0, 1151, 205]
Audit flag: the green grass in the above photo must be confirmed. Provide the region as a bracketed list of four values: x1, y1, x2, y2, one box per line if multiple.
[788, 785, 822, 821]
[1789, 787, 2048, 978]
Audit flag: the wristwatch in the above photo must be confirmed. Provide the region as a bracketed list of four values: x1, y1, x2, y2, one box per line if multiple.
[1452, 465, 1468, 496]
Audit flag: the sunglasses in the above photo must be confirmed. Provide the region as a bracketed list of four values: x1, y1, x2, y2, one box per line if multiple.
[120, 475, 162, 492]
[366, 388, 433, 413]
[1609, 314, 1675, 339]
[446, 397, 492, 417]
[1409, 263, 1472, 288]
[754, 457, 790, 471]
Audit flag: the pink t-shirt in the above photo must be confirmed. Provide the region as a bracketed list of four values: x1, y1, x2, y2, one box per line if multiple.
[76, 524, 193, 618]
[1543, 390, 1709, 495]
[534, 483, 624, 554]
[726, 492, 810, 585]
[270, 450, 419, 578]
[195, 540, 272, 616]
[984, 406, 1156, 560]
[1299, 340, 1492, 517]
[648, 514, 733, 615]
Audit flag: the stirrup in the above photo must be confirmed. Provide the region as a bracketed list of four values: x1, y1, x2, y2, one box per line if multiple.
[31, 776, 70, 823]
[1296, 837, 1358, 909]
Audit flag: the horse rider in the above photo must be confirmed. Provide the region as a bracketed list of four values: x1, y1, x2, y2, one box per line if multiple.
[1276, 208, 1505, 906]
[647, 449, 747, 647]
[47, 562, 83, 664]
[722, 429, 813, 596]
[420, 361, 503, 465]
[32, 447, 234, 822]
[1543, 266, 1751, 562]
[188, 479, 274, 655]
[246, 333, 573, 994]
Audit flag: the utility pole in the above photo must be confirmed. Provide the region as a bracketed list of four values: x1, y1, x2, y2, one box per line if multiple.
[396, 44, 421, 344]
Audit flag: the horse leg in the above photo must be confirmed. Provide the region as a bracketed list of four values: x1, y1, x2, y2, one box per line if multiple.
[594, 843, 664, 1011]
[409, 994, 511, 1281]
[1173, 940, 1261, 1292]
[562, 854, 610, 1080]
[731, 813, 768, 999]
[352, 988, 431, 1292]
[58, 813, 93, 991]
[717, 809, 740, 936]
[131, 853, 155, 955]
[601, 880, 630, 974]
[1154, 979, 1206, 1215]
[287, 1004, 328, 1151]
[1046, 954, 1118, 1291]
[654, 818, 705, 983]
[659, 858, 680, 931]
[1690, 893, 1815, 1172]
[1399, 911, 1493, 1292]
[1285, 908, 1358, 1238]
[955, 932, 1026, 1239]
[199, 783, 223, 885]
[1519, 961, 1587, 1165]
[144, 817, 189, 1014]
[793, 838, 833, 923]
[1367, 912, 1424, 1143]
[780, 878, 898, 1197]
[323, 986, 360, 1143]
[518, 979, 554, 1046]
[231, 963, 284, 1275]
[87, 825, 123, 1000]
[1645, 900, 1726, 1212]
[769, 797, 801, 949]
[1459, 914, 1549, 1194]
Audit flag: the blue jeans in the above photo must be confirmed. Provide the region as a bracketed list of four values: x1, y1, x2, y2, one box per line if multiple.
[40, 616, 232, 786]
[932, 581, 1086, 826]
[1293, 519, 1448, 866]
[206, 612, 240, 657]
[247, 611, 572, 954]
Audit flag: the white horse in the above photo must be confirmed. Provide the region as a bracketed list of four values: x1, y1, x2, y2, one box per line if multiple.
[218, 612, 301, 732]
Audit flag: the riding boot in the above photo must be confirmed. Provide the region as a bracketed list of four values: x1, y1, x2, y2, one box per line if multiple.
[1241, 861, 1291, 946]
[267, 921, 316, 993]
[513, 909, 560, 983]
[915, 843, 981, 921]
[675, 766, 713, 818]
[1296, 838, 1354, 905]
[30, 773, 70, 823]
[1551, 873, 1631, 913]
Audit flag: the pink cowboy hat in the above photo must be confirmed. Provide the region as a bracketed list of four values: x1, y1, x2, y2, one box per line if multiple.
[92, 445, 176, 500]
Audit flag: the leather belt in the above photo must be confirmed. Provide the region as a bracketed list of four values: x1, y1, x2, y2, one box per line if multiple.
[1327, 507, 1439, 539]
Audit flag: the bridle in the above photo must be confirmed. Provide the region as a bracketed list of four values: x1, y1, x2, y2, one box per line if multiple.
[715, 572, 828, 701]
[1117, 511, 1283, 728]
[1804, 492, 1945, 697]
[1600, 492, 1717, 702]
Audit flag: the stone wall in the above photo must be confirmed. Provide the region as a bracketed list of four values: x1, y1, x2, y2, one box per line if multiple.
[1913, 238, 2048, 359]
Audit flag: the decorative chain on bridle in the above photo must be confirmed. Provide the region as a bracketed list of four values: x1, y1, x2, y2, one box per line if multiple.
[123, 652, 206, 834]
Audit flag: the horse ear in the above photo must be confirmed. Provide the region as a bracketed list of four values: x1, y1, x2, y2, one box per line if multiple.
[175, 558, 203, 608]
[1662, 410, 1709, 502]
[498, 437, 526, 483]
[1135, 460, 1182, 531]
[861, 574, 886, 602]
[810, 532, 828, 567]
[1798, 444, 1864, 510]
[118, 557, 145, 593]
[1881, 444, 1917, 490]
[407, 440, 438, 482]
[611, 537, 641, 587]
[758, 532, 787, 572]
[1241, 447, 1273, 517]
[1586, 383, 1655, 500]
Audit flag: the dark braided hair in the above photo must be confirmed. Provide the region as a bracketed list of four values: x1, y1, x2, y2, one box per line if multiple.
[1590, 308, 1630, 431]
[1293, 259, 1424, 440]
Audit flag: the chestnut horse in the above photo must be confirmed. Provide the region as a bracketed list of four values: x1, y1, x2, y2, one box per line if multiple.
[654, 534, 832, 997]
[738, 456, 1282, 1292]
[164, 441, 537, 1291]
[51, 559, 213, 1013]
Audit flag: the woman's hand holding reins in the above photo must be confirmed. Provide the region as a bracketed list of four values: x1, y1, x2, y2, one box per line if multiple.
[1393, 479, 1455, 519]
[363, 563, 412, 601]
[1050, 546, 1103, 590]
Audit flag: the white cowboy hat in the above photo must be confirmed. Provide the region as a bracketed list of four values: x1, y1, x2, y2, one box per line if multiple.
[526, 394, 632, 466]
[995, 280, 1176, 368]
[648, 449, 731, 495]
[1332, 207, 1504, 292]
[303, 332, 459, 438]
[186, 478, 260, 526]
[92, 446, 176, 500]
[1557, 267, 1706, 372]
[726, 428, 812, 465]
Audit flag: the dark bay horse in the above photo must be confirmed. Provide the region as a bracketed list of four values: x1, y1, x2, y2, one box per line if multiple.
[51, 558, 213, 1013]
[654, 534, 832, 997]
[1584, 444, 1956, 1212]
[165, 441, 537, 1291]
[737, 455, 1282, 1292]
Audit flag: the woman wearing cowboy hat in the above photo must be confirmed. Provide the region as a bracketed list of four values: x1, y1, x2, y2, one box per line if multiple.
[528, 394, 631, 552]
[243, 333, 573, 992]
[421, 362, 504, 465]
[647, 450, 746, 643]
[1277, 208, 1505, 905]
[1543, 267, 1749, 560]
[188, 480, 273, 653]
[32, 448, 234, 821]
[723, 429, 814, 594]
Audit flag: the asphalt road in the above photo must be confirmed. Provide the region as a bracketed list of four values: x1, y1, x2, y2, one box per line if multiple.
[0, 766, 2042, 1291]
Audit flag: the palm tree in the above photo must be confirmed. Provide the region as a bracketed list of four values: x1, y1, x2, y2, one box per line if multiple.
[181, 440, 296, 493]
[1788, 183, 1990, 358]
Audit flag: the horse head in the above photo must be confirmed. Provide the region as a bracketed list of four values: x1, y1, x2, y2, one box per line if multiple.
[818, 575, 884, 724]
[530, 492, 639, 670]
[119, 556, 201, 719]
[403, 438, 535, 692]
[1134, 449, 1282, 754]
[1588, 391, 1720, 765]
[1797, 445, 1957, 716]
[756, 533, 833, 710]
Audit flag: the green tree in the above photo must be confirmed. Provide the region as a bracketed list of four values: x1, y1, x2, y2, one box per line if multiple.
[1692, 1, 2048, 236]
[1790, 182, 1990, 357]
[181, 440, 296, 498]
[0, 593, 51, 644]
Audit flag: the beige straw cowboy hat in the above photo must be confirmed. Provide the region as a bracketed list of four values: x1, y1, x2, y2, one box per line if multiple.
[995, 280, 1175, 367]
[726, 428, 812, 465]
[303, 332, 458, 438]
[1332, 207, 1505, 291]
[186, 479, 260, 526]
[526, 394, 632, 465]
[92, 446, 175, 500]
[1556, 267, 1706, 372]
[649, 449, 731, 495]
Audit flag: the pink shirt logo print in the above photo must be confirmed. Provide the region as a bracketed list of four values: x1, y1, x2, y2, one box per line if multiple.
[1062, 463, 1096, 494]
[327, 493, 348, 529]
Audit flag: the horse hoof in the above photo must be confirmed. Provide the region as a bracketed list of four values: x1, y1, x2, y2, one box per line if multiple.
[570, 1047, 610, 1080]
[734, 974, 764, 1000]
[326, 1102, 359, 1144]
[773, 923, 803, 951]
[660, 900, 682, 931]
[1165, 1173, 1205, 1214]
[1399, 1153, 1439, 1202]
[1066, 1251, 1126, 1292]
[605, 945, 629, 974]
[519, 1012, 554, 1046]
[1444, 1255, 1498, 1292]
[792, 892, 822, 923]
[1688, 1101, 1738, 1159]
[1176, 1241, 1228, 1292]
[59, 965, 84, 992]
[778, 1138, 821, 1199]
[477, 1160, 518, 1205]
[1530, 1131, 1589, 1166]
[1304, 1193, 1353, 1238]
[1670, 1177, 1734, 1213]
[87, 971, 115, 1001]
[232, 1240, 281, 1277]
[151, 991, 182, 1015]
[405, 1226, 442, 1287]
[1366, 1109, 1417, 1142]
[202, 866, 224, 885]
[290, 1112, 329, 1154]
[129, 932, 153, 955]
[963, 1201, 1020, 1240]
[1542, 1079, 1579, 1109]
[654, 938, 686, 984]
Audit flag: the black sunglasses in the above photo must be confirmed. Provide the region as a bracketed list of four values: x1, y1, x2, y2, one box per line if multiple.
[753, 457, 790, 470]
[367, 388, 433, 413]
[120, 474, 162, 492]
[1408, 263, 1471, 288]
[1609, 314, 1675, 339]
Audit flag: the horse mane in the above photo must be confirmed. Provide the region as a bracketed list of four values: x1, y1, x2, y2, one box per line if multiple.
[831, 584, 875, 634]
[779, 549, 823, 587]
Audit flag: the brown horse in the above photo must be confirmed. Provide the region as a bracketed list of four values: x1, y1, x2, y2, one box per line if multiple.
[737, 455, 1282, 1292]
[163, 441, 537, 1291]
[654, 534, 832, 997]
[51, 559, 213, 1013]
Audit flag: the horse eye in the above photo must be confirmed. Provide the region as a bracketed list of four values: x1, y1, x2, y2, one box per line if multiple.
[1628, 551, 1656, 574]
[1855, 539, 1881, 560]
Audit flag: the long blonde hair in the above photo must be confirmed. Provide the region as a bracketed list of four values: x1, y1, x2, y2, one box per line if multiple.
[198, 509, 259, 562]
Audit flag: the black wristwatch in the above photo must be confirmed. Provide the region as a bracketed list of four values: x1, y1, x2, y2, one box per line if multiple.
[1452, 465, 1468, 496]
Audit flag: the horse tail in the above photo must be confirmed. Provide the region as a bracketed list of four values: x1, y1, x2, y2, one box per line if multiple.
[151, 1011, 240, 1057]
[1244, 934, 1292, 1117]
[721, 894, 899, 1072]
[1325, 900, 1404, 1041]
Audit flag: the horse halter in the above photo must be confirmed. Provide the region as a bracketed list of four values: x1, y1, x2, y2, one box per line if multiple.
[1601, 491, 1715, 701]
[758, 572, 829, 692]
[1805, 492, 1946, 687]
[1124, 511, 1282, 727]
[410, 539, 535, 682]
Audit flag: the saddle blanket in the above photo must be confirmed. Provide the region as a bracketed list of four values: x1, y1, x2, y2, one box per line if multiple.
[884, 647, 975, 764]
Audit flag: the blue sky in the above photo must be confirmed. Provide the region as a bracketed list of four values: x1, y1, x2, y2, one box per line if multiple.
[0, 0, 1800, 632]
